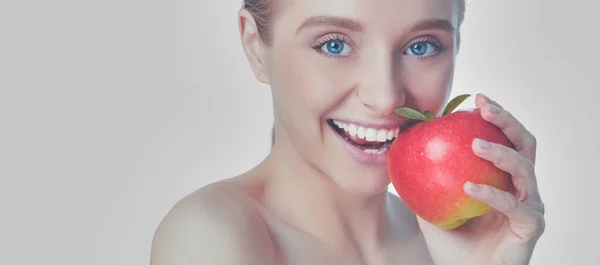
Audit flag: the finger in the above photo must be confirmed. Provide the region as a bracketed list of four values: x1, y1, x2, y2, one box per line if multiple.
[475, 94, 537, 164]
[471, 138, 542, 211]
[464, 182, 546, 241]
[475, 93, 503, 109]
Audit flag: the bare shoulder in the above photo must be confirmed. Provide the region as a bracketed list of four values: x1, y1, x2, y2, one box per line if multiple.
[150, 181, 278, 265]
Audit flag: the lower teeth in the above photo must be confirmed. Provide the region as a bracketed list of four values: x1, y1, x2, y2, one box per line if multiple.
[343, 136, 388, 150]
[341, 134, 389, 154]
[364, 148, 387, 154]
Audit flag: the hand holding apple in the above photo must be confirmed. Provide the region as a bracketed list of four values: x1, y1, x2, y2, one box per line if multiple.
[388, 93, 546, 265]
[387, 94, 514, 229]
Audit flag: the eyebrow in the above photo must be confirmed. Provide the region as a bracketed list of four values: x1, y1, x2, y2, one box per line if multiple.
[296, 16, 363, 33]
[296, 16, 455, 35]
[410, 19, 456, 34]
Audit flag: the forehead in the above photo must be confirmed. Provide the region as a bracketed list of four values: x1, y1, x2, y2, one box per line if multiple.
[274, 0, 459, 36]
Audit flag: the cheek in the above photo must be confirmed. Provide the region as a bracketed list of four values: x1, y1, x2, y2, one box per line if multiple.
[402, 57, 455, 114]
[270, 48, 353, 116]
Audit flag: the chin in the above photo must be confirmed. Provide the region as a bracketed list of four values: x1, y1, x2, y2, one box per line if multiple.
[327, 165, 392, 196]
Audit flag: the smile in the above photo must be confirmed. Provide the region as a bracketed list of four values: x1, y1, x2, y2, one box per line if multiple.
[327, 119, 399, 156]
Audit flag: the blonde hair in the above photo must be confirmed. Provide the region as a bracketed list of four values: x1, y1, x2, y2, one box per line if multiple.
[241, 0, 278, 46]
[243, 0, 467, 46]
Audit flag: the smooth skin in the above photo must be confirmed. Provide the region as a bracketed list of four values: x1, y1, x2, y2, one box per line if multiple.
[150, 0, 545, 264]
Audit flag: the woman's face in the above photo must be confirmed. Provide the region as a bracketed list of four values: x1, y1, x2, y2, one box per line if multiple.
[258, 0, 459, 195]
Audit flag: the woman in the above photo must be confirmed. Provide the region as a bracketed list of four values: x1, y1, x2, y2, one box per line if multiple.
[150, 0, 546, 264]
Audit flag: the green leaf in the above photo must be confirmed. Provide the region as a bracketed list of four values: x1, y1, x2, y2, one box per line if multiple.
[394, 107, 431, 121]
[442, 94, 471, 116]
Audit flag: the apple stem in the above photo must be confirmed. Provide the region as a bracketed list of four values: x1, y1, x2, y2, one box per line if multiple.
[424, 111, 434, 120]
[393, 94, 471, 121]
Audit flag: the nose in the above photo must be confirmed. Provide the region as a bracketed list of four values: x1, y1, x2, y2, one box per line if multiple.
[356, 53, 406, 116]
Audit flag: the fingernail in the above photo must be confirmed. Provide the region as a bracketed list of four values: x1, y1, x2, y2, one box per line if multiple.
[476, 138, 492, 149]
[487, 103, 501, 114]
[466, 181, 480, 192]
[478, 93, 491, 102]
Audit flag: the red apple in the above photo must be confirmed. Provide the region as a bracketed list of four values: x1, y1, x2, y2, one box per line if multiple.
[387, 94, 514, 229]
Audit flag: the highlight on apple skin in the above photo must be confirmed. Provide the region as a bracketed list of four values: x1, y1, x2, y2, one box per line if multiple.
[386, 94, 515, 230]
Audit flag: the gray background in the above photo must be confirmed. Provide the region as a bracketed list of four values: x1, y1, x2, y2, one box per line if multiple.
[1, 0, 599, 264]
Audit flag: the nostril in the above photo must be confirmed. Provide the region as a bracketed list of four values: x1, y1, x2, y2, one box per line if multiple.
[360, 96, 406, 116]
[357, 87, 406, 116]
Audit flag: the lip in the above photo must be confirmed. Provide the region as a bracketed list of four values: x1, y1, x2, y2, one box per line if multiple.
[328, 120, 390, 165]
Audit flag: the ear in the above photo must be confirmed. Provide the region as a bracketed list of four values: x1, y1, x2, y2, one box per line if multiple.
[238, 8, 270, 84]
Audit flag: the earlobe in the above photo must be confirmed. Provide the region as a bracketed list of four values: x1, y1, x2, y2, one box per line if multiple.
[238, 9, 270, 84]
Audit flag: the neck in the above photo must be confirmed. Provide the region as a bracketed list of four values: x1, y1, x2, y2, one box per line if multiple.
[257, 135, 392, 257]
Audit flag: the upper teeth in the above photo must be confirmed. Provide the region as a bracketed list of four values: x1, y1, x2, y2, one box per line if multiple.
[332, 120, 399, 142]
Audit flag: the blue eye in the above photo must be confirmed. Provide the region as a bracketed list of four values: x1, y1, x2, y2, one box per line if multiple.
[405, 41, 440, 57]
[320, 40, 352, 56]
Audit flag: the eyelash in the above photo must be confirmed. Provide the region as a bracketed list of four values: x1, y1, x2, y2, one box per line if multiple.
[311, 33, 355, 58]
[404, 36, 445, 60]
[311, 33, 446, 60]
